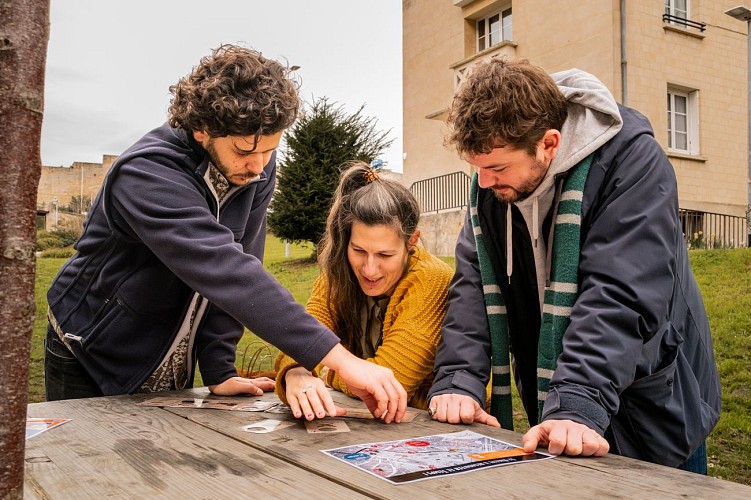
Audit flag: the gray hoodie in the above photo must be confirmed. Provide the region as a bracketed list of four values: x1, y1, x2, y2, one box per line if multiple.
[430, 69, 720, 468]
[514, 69, 623, 308]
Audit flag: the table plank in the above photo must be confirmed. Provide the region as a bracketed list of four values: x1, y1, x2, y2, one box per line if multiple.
[163, 388, 751, 499]
[25, 395, 371, 499]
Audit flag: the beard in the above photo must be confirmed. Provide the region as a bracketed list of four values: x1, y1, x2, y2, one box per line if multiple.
[491, 158, 548, 203]
[204, 139, 257, 187]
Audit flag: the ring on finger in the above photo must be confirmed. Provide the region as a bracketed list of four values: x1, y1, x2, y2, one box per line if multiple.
[428, 406, 437, 417]
[301, 385, 313, 394]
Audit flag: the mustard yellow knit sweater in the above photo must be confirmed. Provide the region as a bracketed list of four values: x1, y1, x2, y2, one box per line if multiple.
[274, 246, 453, 410]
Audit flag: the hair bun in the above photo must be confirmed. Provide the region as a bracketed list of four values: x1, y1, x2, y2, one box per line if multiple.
[363, 158, 386, 184]
[363, 167, 379, 184]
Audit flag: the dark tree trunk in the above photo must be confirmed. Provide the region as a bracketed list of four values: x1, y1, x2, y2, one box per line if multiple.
[0, 0, 50, 497]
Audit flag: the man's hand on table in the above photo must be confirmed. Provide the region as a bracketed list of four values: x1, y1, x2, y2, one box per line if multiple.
[427, 393, 500, 427]
[208, 376, 275, 396]
[522, 419, 610, 456]
[321, 344, 407, 424]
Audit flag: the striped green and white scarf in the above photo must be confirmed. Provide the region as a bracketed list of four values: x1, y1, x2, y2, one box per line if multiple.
[470, 154, 593, 430]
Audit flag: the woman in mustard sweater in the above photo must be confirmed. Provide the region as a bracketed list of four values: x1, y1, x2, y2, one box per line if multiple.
[274, 161, 453, 420]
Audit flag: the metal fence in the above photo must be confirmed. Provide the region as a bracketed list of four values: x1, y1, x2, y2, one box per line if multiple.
[410, 172, 750, 249]
[679, 208, 749, 249]
[662, 13, 706, 31]
[409, 171, 471, 214]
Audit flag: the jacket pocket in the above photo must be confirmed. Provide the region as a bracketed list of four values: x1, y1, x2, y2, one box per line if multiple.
[617, 324, 717, 467]
[75, 296, 172, 393]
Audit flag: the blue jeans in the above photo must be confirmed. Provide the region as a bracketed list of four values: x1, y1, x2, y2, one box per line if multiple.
[44, 324, 103, 401]
[678, 441, 708, 475]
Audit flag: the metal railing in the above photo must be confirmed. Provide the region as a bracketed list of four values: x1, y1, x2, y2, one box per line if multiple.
[662, 13, 706, 31]
[410, 172, 749, 248]
[409, 171, 471, 214]
[680, 208, 749, 249]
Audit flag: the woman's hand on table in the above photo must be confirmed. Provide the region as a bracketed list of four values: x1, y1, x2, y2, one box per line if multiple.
[285, 366, 346, 420]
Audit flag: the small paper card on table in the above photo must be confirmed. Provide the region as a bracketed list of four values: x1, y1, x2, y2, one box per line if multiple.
[26, 418, 71, 440]
[340, 407, 418, 422]
[305, 420, 350, 433]
[241, 419, 296, 433]
[138, 397, 289, 413]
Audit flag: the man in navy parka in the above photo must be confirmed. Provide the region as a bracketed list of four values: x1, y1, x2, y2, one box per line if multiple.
[426, 59, 720, 472]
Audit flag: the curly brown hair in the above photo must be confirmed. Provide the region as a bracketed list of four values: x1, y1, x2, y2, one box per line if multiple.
[168, 44, 300, 138]
[446, 58, 568, 157]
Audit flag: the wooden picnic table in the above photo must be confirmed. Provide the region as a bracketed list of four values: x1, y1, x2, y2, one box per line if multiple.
[24, 387, 751, 499]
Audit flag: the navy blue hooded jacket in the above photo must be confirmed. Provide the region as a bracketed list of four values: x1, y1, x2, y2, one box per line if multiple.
[47, 124, 339, 395]
[429, 70, 721, 467]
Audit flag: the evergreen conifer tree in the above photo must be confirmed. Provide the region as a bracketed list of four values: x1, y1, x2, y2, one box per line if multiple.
[268, 97, 392, 250]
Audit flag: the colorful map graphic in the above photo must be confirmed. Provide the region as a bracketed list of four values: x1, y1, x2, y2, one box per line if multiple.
[322, 429, 553, 484]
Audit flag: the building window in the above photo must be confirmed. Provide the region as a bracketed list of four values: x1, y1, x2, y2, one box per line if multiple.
[665, 0, 688, 20]
[477, 7, 512, 52]
[662, 0, 705, 32]
[667, 87, 699, 154]
[667, 90, 688, 151]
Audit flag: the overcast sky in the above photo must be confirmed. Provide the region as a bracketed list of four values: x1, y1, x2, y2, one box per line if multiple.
[41, 0, 403, 171]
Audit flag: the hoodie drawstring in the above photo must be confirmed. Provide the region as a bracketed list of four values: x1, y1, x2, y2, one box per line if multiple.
[506, 204, 513, 283]
[507, 196, 541, 284]
[532, 197, 539, 248]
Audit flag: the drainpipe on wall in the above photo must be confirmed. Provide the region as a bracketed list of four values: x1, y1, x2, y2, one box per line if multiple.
[620, 0, 627, 105]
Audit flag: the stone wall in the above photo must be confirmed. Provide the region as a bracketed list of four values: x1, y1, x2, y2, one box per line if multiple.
[418, 208, 465, 257]
[37, 155, 117, 213]
[42, 210, 86, 234]
[37, 155, 117, 232]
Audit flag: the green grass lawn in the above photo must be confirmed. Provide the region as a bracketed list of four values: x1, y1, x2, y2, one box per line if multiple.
[29, 236, 316, 401]
[28, 242, 751, 485]
[690, 249, 751, 483]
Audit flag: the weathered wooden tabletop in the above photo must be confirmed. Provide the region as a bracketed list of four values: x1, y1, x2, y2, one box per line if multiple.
[24, 387, 751, 499]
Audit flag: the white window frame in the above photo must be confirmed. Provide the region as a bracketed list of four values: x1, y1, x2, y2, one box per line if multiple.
[667, 87, 699, 155]
[665, 0, 688, 23]
[476, 6, 512, 52]
[665, 0, 688, 18]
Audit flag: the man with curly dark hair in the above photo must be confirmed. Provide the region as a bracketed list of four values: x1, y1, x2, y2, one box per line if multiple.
[45, 45, 408, 423]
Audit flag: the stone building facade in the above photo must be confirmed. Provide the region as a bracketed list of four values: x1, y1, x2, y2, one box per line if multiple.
[37, 155, 117, 232]
[403, 0, 749, 254]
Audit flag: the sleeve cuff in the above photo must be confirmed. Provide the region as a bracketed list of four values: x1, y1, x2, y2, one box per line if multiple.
[427, 370, 487, 408]
[200, 366, 239, 387]
[542, 387, 610, 435]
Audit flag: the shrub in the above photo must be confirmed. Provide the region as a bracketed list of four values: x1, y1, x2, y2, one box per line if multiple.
[36, 230, 79, 251]
[36, 234, 63, 251]
[40, 246, 76, 258]
[267, 97, 392, 247]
